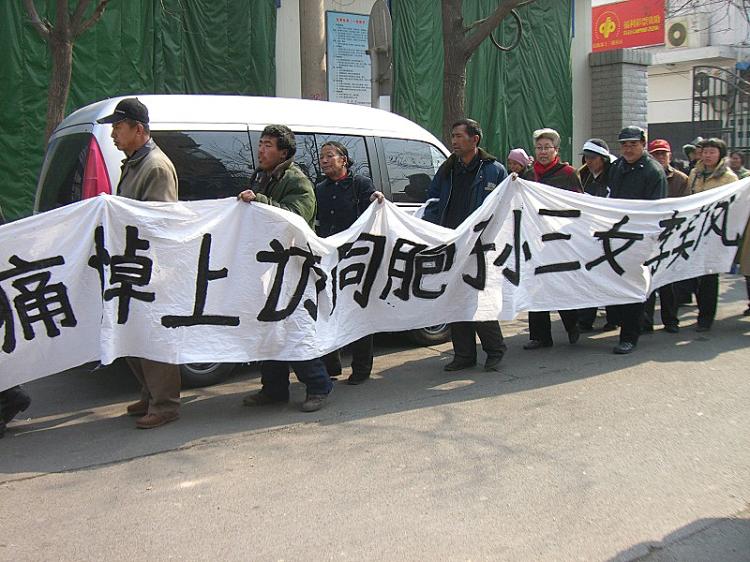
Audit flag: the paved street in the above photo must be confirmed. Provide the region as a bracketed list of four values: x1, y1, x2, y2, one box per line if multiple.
[1, 275, 749, 561]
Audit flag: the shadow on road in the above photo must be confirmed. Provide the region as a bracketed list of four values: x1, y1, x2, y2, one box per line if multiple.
[608, 511, 750, 561]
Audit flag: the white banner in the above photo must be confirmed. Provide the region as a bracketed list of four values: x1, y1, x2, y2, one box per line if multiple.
[1, 176, 749, 390]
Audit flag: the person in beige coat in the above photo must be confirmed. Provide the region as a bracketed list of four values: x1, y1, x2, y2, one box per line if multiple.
[687, 138, 739, 330]
[97, 98, 181, 429]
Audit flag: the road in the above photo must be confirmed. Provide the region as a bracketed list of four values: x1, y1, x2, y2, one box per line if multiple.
[1, 275, 749, 561]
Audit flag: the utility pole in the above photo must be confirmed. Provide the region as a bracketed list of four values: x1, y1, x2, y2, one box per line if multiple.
[299, 0, 327, 100]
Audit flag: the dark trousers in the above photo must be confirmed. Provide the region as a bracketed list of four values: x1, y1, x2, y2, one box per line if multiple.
[126, 357, 181, 415]
[696, 273, 719, 328]
[577, 306, 619, 329]
[675, 278, 697, 305]
[610, 301, 645, 345]
[746, 276, 750, 304]
[643, 283, 679, 328]
[260, 358, 332, 400]
[529, 310, 578, 344]
[450, 321, 507, 362]
[322, 334, 374, 378]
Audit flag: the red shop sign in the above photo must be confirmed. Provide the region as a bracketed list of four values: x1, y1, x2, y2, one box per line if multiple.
[592, 0, 665, 52]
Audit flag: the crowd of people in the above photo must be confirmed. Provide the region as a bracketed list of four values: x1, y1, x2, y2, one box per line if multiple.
[1, 99, 749, 434]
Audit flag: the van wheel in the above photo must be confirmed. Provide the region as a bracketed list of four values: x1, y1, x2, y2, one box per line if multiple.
[409, 324, 450, 346]
[180, 363, 236, 388]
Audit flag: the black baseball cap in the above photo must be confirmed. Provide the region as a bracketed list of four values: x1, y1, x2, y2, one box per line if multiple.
[618, 126, 646, 143]
[97, 97, 149, 124]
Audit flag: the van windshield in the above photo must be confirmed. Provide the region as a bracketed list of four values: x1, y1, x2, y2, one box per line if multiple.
[36, 133, 90, 212]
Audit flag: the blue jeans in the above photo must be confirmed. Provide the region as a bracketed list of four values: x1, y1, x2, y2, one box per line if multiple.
[260, 359, 332, 400]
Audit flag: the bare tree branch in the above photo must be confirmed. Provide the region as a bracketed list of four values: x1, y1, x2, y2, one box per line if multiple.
[70, 0, 93, 30]
[22, 0, 51, 40]
[75, 0, 110, 37]
[463, 0, 533, 56]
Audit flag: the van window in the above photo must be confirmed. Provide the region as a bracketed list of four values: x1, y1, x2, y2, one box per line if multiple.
[382, 138, 446, 203]
[316, 135, 371, 181]
[152, 131, 255, 200]
[37, 133, 89, 212]
[291, 133, 319, 184]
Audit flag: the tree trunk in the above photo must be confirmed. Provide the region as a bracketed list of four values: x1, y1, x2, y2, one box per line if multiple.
[442, 51, 467, 145]
[45, 35, 74, 142]
[441, 0, 466, 144]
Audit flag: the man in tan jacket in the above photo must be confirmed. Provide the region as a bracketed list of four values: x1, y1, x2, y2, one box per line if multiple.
[98, 98, 181, 429]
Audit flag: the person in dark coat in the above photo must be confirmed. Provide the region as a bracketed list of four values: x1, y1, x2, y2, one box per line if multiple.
[423, 118, 508, 372]
[315, 141, 383, 385]
[607, 126, 667, 355]
[576, 139, 618, 332]
[524, 128, 582, 350]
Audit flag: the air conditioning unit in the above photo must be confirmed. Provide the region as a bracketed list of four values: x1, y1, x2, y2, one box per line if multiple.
[665, 14, 710, 49]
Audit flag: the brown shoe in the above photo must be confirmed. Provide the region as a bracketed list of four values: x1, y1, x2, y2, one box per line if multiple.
[135, 411, 179, 429]
[126, 400, 148, 417]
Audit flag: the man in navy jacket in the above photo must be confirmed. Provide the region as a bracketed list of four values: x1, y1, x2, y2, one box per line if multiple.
[423, 118, 508, 371]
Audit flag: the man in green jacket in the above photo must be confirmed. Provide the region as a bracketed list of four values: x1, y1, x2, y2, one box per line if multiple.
[238, 125, 332, 412]
[237, 125, 316, 227]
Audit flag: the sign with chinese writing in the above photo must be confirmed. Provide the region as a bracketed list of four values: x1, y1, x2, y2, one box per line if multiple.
[1, 176, 749, 391]
[326, 11, 371, 106]
[593, 0, 665, 52]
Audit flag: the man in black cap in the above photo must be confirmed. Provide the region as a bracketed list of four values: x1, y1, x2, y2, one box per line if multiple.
[97, 97, 182, 429]
[606, 126, 667, 355]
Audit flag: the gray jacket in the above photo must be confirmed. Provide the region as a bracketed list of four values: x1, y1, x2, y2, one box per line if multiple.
[117, 139, 178, 202]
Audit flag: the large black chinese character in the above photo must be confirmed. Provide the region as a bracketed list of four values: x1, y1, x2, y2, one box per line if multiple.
[534, 209, 582, 274]
[0, 255, 77, 353]
[585, 215, 644, 276]
[462, 218, 496, 290]
[379, 239, 455, 301]
[162, 234, 240, 328]
[88, 225, 155, 324]
[703, 195, 741, 247]
[644, 211, 686, 274]
[257, 239, 327, 321]
[493, 209, 531, 286]
[331, 233, 386, 310]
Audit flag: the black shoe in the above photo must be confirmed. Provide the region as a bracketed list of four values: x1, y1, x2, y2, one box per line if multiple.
[664, 324, 680, 333]
[578, 324, 595, 333]
[568, 329, 580, 344]
[601, 323, 619, 332]
[695, 324, 711, 332]
[443, 359, 476, 371]
[346, 374, 370, 385]
[744, 307, 750, 316]
[523, 340, 552, 350]
[0, 419, 5, 438]
[641, 324, 654, 333]
[613, 342, 636, 354]
[0, 386, 31, 424]
[484, 355, 503, 371]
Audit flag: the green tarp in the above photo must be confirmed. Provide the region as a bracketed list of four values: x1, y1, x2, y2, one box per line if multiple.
[392, 0, 573, 163]
[0, 0, 276, 222]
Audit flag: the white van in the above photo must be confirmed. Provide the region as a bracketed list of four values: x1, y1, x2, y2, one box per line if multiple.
[34, 95, 451, 386]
